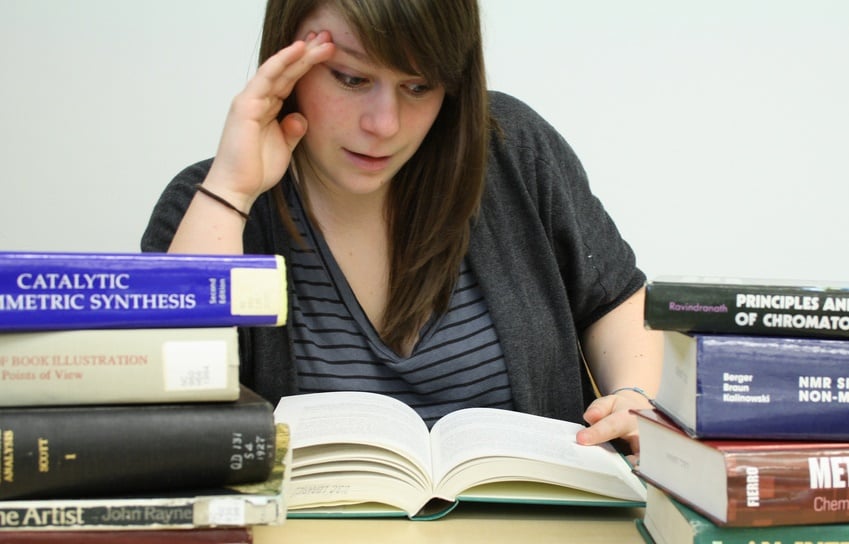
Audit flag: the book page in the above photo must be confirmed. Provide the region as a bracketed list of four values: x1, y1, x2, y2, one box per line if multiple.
[429, 408, 640, 496]
[293, 443, 431, 489]
[274, 392, 432, 481]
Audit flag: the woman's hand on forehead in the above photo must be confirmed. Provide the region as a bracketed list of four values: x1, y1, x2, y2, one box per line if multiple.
[259, 30, 335, 101]
[202, 31, 335, 207]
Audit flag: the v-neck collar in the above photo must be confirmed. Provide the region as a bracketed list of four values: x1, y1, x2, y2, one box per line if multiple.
[286, 180, 442, 361]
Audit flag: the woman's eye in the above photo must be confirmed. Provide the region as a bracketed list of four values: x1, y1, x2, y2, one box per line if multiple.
[331, 69, 368, 89]
[405, 82, 432, 96]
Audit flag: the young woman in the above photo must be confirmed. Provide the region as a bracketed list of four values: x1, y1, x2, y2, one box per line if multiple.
[142, 0, 662, 456]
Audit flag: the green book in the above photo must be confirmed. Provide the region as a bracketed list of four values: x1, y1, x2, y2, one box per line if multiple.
[638, 483, 849, 544]
[275, 391, 646, 520]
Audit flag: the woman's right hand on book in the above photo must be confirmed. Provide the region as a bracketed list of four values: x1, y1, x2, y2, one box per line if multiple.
[577, 389, 652, 465]
[203, 31, 335, 210]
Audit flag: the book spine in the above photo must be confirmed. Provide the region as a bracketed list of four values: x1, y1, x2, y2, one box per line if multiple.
[0, 388, 276, 500]
[0, 252, 287, 330]
[644, 485, 849, 544]
[637, 409, 849, 527]
[685, 517, 849, 543]
[691, 524, 849, 544]
[0, 327, 241, 406]
[662, 334, 849, 439]
[645, 282, 849, 339]
[722, 447, 849, 526]
[0, 494, 281, 530]
[0, 528, 253, 542]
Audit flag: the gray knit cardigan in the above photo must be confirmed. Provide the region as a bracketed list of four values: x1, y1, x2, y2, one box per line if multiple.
[141, 91, 645, 424]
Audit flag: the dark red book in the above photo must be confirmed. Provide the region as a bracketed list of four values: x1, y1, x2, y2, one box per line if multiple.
[634, 408, 849, 527]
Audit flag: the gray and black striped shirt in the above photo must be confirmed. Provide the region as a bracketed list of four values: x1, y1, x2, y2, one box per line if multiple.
[286, 183, 513, 427]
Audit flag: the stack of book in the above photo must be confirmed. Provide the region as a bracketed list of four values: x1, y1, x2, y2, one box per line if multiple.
[0, 251, 292, 543]
[633, 276, 849, 543]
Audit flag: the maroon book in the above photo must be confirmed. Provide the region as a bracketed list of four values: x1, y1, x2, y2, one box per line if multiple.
[634, 408, 849, 527]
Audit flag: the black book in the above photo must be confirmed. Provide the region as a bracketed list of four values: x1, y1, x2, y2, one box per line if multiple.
[645, 276, 849, 339]
[0, 386, 276, 500]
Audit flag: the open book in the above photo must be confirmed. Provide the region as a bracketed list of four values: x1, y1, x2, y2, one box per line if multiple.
[273, 391, 646, 520]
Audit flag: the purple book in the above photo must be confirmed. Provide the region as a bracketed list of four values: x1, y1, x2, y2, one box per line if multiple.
[0, 251, 287, 330]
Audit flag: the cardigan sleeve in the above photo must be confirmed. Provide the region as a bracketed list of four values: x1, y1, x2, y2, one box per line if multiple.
[140, 160, 299, 405]
[140, 159, 213, 253]
[470, 92, 645, 420]
[486, 92, 645, 331]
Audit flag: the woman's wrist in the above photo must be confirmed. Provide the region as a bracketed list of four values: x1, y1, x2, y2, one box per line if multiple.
[201, 164, 264, 214]
[609, 386, 652, 401]
[194, 184, 251, 221]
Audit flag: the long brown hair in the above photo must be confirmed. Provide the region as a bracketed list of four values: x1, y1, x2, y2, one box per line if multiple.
[260, 0, 490, 353]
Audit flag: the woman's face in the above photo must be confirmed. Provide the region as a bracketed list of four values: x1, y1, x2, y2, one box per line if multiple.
[292, 6, 445, 199]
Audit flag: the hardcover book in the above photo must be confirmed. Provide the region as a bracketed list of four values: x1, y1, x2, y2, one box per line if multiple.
[0, 424, 290, 531]
[0, 251, 287, 330]
[644, 276, 849, 339]
[636, 483, 849, 544]
[0, 327, 240, 406]
[0, 527, 253, 543]
[274, 391, 646, 520]
[0, 387, 276, 500]
[634, 408, 849, 527]
[655, 330, 849, 439]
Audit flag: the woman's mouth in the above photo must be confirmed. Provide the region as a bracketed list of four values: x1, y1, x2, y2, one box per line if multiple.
[344, 149, 392, 172]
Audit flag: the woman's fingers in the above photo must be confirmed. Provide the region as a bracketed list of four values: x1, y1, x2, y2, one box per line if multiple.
[280, 112, 308, 152]
[251, 31, 334, 103]
[576, 392, 647, 448]
[208, 32, 333, 195]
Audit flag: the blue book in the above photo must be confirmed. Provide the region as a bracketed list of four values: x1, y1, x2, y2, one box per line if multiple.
[0, 251, 287, 330]
[654, 330, 849, 440]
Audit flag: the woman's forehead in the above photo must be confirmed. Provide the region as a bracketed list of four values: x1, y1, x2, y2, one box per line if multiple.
[294, 2, 449, 84]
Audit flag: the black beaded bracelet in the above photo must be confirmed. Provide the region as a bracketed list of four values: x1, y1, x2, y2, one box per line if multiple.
[194, 183, 251, 221]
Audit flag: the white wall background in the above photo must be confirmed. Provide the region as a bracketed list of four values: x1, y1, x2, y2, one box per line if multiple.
[2, 0, 848, 282]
